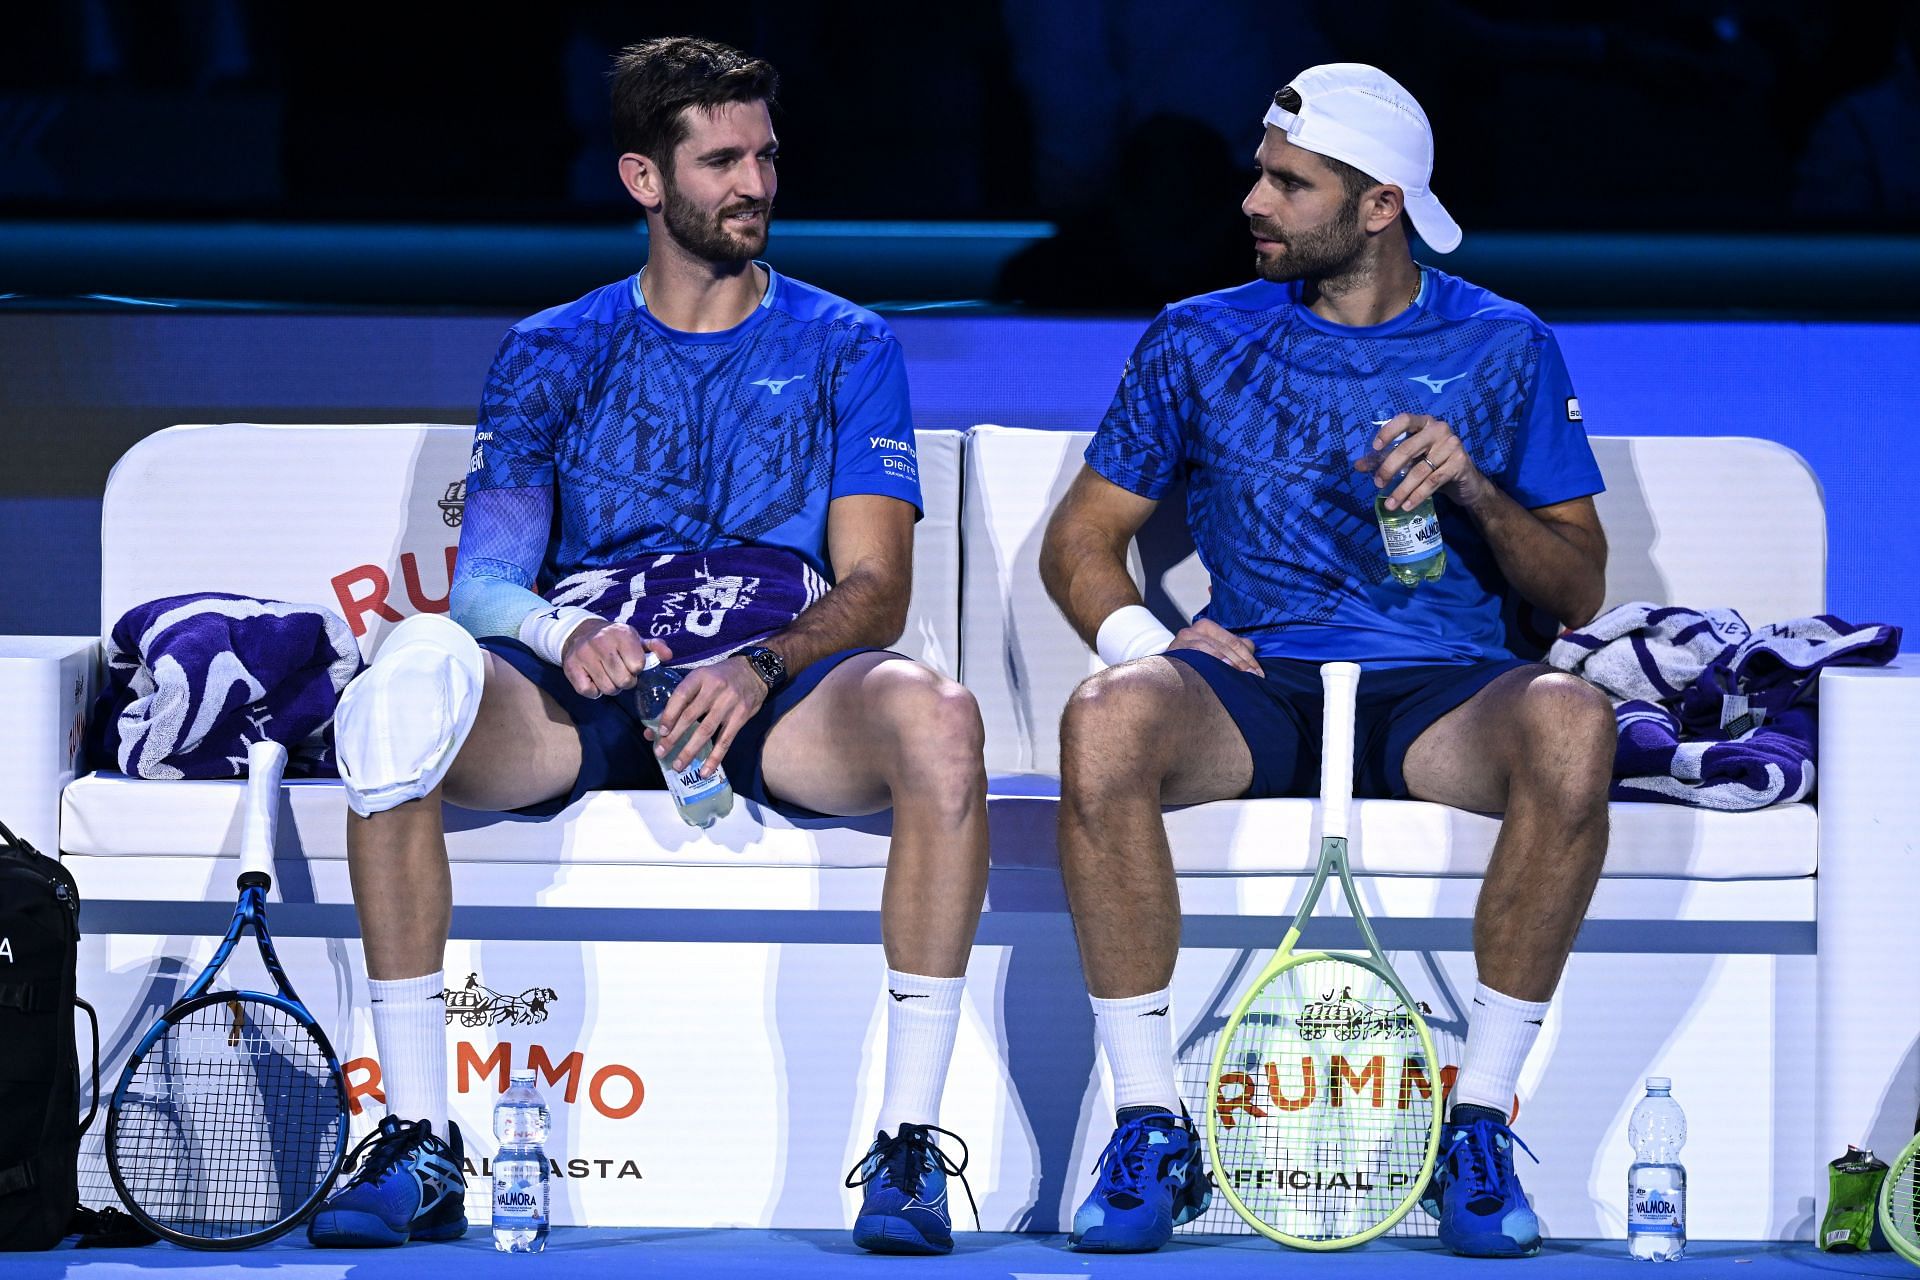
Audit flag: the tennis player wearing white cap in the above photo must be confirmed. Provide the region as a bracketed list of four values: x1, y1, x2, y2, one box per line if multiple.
[1042, 64, 1614, 1256]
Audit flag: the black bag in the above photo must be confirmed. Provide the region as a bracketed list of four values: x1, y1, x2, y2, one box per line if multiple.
[0, 818, 97, 1251]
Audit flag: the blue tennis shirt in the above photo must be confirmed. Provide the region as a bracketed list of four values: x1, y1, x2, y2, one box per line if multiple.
[467, 266, 922, 584]
[1087, 267, 1604, 666]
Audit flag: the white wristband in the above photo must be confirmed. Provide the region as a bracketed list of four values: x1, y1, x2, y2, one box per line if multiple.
[1095, 604, 1176, 667]
[518, 605, 602, 666]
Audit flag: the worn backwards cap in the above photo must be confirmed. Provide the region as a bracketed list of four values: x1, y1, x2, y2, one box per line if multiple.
[1263, 63, 1462, 254]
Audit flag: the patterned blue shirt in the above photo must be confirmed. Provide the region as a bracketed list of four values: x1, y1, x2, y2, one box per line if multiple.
[467, 266, 921, 586]
[1087, 268, 1604, 666]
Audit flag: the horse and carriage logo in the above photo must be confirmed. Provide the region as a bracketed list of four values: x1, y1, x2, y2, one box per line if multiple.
[439, 972, 557, 1027]
[1295, 987, 1433, 1041]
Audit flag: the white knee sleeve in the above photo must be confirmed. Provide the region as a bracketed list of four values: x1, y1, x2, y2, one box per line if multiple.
[335, 613, 487, 817]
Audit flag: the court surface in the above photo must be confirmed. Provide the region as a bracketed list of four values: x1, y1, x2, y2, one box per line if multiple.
[9, 1231, 1914, 1278]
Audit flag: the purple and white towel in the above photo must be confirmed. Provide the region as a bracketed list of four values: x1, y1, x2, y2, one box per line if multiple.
[1610, 700, 1817, 809]
[543, 547, 829, 669]
[89, 593, 362, 780]
[1549, 602, 1901, 810]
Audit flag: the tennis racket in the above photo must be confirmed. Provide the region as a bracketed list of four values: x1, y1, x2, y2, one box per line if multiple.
[105, 739, 349, 1248]
[1205, 661, 1442, 1248]
[1880, 1114, 1920, 1266]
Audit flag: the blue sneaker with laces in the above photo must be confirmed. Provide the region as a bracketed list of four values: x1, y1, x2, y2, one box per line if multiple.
[845, 1123, 977, 1255]
[1069, 1108, 1212, 1253]
[1430, 1105, 1541, 1257]
[307, 1116, 468, 1247]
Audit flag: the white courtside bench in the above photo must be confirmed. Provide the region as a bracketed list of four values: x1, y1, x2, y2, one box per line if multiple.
[0, 422, 1914, 1240]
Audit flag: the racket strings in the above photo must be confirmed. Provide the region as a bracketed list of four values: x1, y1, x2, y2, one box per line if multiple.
[1887, 1150, 1920, 1242]
[1211, 956, 1436, 1242]
[112, 996, 343, 1239]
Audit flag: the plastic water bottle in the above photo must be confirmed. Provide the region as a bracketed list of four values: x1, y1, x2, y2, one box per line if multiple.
[1368, 433, 1447, 585]
[1627, 1076, 1687, 1261]
[635, 653, 734, 828]
[492, 1070, 550, 1253]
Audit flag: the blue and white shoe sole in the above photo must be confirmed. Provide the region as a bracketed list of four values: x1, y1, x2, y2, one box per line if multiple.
[853, 1213, 952, 1255]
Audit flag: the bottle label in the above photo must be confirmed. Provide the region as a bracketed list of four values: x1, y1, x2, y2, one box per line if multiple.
[493, 1174, 547, 1222]
[1381, 511, 1443, 564]
[1629, 1185, 1684, 1233]
[668, 758, 729, 803]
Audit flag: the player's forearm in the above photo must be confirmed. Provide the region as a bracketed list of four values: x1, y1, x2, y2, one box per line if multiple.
[759, 564, 909, 674]
[1457, 484, 1606, 629]
[1040, 516, 1143, 650]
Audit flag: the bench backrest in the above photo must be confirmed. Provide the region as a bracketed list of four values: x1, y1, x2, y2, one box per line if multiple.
[99, 424, 966, 677]
[958, 426, 1827, 774]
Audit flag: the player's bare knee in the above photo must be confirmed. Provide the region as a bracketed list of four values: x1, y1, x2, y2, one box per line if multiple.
[883, 672, 987, 815]
[1510, 675, 1615, 815]
[1060, 662, 1177, 764]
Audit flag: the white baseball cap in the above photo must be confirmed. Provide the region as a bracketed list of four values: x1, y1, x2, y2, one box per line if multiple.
[1262, 63, 1462, 254]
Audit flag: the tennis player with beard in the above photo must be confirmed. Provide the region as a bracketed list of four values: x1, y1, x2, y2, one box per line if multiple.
[1039, 64, 1614, 1256]
[315, 37, 986, 1256]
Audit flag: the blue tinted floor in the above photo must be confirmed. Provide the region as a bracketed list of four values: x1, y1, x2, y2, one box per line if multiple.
[8, 1232, 1917, 1278]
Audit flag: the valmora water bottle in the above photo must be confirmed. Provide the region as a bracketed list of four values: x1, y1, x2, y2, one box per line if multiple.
[636, 653, 735, 828]
[493, 1069, 551, 1253]
[1369, 435, 1447, 585]
[1627, 1076, 1687, 1261]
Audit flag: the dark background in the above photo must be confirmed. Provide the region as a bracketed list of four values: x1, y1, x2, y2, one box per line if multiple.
[4, 1, 1918, 310]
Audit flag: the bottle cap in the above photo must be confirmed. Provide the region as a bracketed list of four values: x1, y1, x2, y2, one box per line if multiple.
[511, 1069, 536, 1083]
[642, 652, 660, 671]
[1646, 1075, 1671, 1091]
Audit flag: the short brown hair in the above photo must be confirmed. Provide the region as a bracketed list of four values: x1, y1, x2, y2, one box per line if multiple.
[609, 36, 779, 174]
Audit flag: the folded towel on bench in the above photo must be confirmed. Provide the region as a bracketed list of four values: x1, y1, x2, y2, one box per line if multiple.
[1550, 603, 1901, 810]
[88, 592, 361, 779]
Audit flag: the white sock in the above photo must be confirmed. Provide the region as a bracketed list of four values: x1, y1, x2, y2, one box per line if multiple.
[369, 970, 449, 1136]
[1453, 981, 1550, 1117]
[1090, 987, 1179, 1116]
[876, 969, 965, 1133]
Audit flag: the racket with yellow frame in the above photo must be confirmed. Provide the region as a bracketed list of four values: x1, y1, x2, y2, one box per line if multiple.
[1204, 661, 1442, 1247]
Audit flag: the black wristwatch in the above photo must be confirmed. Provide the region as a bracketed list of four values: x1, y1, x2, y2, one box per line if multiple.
[742, 645, 789, 693]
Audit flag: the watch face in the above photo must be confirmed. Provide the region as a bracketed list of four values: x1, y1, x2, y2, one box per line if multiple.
[750, 648, 785, 686]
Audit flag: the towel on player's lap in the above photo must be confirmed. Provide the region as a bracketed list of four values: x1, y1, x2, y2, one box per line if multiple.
[542, 546, 828, 668]
[89, 592, 361, 779]
[1549, 603, 1900, 810]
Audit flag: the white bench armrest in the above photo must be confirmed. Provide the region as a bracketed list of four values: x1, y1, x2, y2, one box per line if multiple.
[0, 635, 100, 854]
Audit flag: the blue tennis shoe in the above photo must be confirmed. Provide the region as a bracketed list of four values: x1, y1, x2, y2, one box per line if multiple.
[1070, 1108, 1212, 1253]
[308, 1116, 468, 1247]
[845, 1123, 976, 1255]
[1429, 1104, 1541, 1257]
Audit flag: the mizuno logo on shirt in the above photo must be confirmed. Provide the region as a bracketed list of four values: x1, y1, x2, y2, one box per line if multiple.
[1409, 373, 1467, 393]
[751, 375, 806, 394]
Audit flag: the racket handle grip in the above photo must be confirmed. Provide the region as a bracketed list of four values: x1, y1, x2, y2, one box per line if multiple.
[1319, 662, 1361, 839]
[238, 739, 288, 890]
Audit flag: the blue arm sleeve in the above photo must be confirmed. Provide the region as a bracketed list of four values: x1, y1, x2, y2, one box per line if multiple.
[1503, 329, 1605, 509]
[1084, 310, 1186, 499]
[450, 487, 555, 639]
[829, 332, 923, 514]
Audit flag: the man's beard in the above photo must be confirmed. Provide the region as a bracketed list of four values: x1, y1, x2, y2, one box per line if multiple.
[1252, 193, 1366, 284]
[661, 178, 769, 265]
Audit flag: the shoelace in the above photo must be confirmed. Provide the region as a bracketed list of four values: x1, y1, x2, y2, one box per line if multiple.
[1443, 1118, 1538, 1202]
[843, 1123, 980, 1229]
[338, 1116, 436, 1189]
[1086, 1113, 1189, 1198]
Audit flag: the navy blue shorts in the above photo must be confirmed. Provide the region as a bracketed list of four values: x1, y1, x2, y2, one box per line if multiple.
[478, 639, 899, 819]
[1164, 650, 1534, 800]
